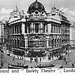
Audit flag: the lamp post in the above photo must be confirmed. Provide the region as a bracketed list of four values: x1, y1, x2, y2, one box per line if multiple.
[0, 47, 1, 68]
[0, 46, 3, 68]
[40, 57, 41, 66]
[39, 50, 42, 67]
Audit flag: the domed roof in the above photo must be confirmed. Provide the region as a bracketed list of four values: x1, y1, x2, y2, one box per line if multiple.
[28, 0, 45, 13]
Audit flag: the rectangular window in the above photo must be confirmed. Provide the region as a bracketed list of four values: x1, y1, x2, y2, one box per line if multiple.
[15, 26, 16, 34]
[51, 25, 53, 33]
[17, 26, 18, 33]
[43, 25, 45, 33]
[12, 26, 14, 34]
[53, 25, 54, 33]
[54, 25, 56, 33]
[28, 25, 30, 33]
[25, 25, 27, 33]
[20, 25, 21, 33]
[35, 24, 39, 33]
[59, 26, 60, 33]
[49, 40, 52, 48]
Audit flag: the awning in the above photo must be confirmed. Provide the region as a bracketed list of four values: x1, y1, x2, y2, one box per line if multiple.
[49, 47, 61, 52]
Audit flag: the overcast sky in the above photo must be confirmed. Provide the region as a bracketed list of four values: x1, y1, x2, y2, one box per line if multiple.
[0, 0, 75, 22]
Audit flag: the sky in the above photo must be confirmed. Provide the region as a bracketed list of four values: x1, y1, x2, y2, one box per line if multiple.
[0, 0, 75, 22]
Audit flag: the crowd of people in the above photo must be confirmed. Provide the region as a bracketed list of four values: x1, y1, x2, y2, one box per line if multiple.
[47, 49, 75, 68]
[1, 43, 75, 68]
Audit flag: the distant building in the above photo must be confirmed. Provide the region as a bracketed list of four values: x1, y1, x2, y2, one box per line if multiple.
[8, 6, 25, 49]
[70, 22, 75, 47]
[4, 21, 9, 43]
[0, 21, 4, 44]
[8, 0, 70, 57]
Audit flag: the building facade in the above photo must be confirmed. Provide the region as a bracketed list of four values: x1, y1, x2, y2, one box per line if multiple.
[8, 7, 25, 49]
[0, 21, 4, 44]
[70, 22, 75, 47]
[8, 0, 70, 57]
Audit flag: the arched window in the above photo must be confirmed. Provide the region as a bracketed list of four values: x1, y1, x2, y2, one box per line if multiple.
[55, 39, 56, 47]
[52, 39, 54, 47]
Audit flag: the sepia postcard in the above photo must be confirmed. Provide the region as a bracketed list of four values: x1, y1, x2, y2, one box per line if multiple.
[0, 0, 75, 75]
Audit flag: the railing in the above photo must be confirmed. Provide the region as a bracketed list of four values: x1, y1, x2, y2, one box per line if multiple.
[28, 14, 46, 20]
[70, 40, 75, 48]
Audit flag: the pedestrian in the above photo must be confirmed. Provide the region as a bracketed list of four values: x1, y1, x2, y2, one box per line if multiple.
[1, 60, 3, 68]
[8, 63, 10, 68]
[17, 56, 19, 59]
[63, 57, 67, 64]
[65, 60, 67, 65]
[68, 53, 70, 57]
[18, 63, 20, 66]
[48, 55, 51, 60]
[17, 62, 19, 66]
[24, 60, 25, 63]
[20, 56, 22, 60]
[8, 63, 10, 66]
[30, 57, 32, 63]
[31, 66, 33, 68]
[57, 54, 58, 58]
[40, 57, 41, 62]
[72, 63, 74, 68]
[66, 52, 67, 54]
[22, 56, 23, 60]
[52, 55, 53, 60]
[20, 63, 21, 66]
[63, 57, 66, 61]
[48, 55, 49, 60]
[35, 58, 36, 62]
[37, 58, 38, 63]
[13, 57, 14, 61]
[36, 56, 38, 63]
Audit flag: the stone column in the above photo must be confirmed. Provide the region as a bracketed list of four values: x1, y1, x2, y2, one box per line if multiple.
[14, 26, 15, 34]
[40, 23, 43, 33]
[30, 23, 34, 33]
[45, 25, 46, 33]
[22, 23, 25, 34]
[34, 23, 35, 33]
[24, 35, 28, 48]
[46, 24, 48, 33]
[48, 23, 51, 34]
[46, 35, 49, 48]
[39, 23, 40, 33]
[15, 26, 16, 34]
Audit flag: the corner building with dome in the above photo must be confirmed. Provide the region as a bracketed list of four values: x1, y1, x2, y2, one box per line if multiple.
[8, 0, 71, 57]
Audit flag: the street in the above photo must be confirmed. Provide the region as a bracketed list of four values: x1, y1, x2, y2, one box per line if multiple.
[0, 47, 75, 68]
